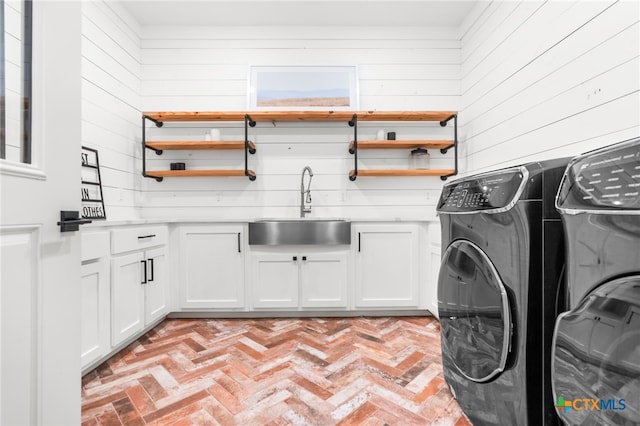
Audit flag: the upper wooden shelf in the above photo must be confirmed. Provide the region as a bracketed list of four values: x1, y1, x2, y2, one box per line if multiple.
[143, 110, 457, 123]
[145, 140, 256, 151]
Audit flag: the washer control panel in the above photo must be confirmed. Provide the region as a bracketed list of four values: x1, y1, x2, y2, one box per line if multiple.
[557, 138, 640, 212]
[437, 170, 524, 213]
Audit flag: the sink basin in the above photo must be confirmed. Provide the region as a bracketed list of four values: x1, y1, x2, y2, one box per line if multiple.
[249, 219, 351, 245]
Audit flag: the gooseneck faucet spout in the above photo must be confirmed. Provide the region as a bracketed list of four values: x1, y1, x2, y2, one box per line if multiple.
[300, 166, 314, 218]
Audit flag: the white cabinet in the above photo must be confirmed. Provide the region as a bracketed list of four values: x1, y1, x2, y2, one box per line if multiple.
[144, 246, 168, 324]
[354, 224, 420, 308]
[252, 254, 299, 308]
[111, 251, 145, 346]
[427, 222, 441, 318]
[250, 250, 348, 309]
[110, 226, 168, 347]
[178, 225, 245, 309]
[80, 231, 110, 370]
[300, 253, 348, 308]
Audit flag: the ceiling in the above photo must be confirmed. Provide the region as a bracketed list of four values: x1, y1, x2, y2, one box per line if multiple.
[119, 0, 478, 27]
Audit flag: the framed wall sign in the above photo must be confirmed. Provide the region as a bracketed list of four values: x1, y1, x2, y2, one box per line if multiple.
[248, 65, 359, 110]
[81, 146, 106, 220]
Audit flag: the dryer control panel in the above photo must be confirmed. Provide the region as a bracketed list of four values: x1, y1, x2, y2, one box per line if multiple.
[437, 169, 525, 213]
[557, 137, 640, 212]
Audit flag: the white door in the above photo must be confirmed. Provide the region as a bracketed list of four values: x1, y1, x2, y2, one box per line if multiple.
[144, 246, 168, 324]
[300, 253, 348, 308]
[111, 252, 145, 347]
[355, 225, 420, 308]
[81, 259, 110, 370]
[0, 3, 81, 425]
[179, 225, 245, 309]
[251, 253, 299, 308]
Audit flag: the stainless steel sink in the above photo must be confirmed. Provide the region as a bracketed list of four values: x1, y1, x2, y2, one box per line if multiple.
[249, 219, 351, 245]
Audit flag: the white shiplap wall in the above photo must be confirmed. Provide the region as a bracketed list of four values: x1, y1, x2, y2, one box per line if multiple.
[81, 1, 142, 220]
[138, 26, 461, 219]
[459, 0, 640, 174]
[82, 1, 638, 220]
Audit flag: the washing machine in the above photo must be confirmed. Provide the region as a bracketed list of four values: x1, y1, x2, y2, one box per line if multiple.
[436, 157, 570, 425]
[552, 137, 640, 426]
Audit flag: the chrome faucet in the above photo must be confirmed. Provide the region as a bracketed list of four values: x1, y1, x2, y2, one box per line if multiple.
[300, 166, 314, 217]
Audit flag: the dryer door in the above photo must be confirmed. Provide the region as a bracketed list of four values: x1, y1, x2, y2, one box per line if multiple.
[552, 276, 640, 426]
[438, 240, 511, 382]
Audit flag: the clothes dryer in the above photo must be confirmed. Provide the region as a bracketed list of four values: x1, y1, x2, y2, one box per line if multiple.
[437, 158, 570, 425]
[552, 137, 640, 425]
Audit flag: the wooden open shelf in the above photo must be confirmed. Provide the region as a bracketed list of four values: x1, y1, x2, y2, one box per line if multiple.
[145, 169, 256, 179]
[145, 140, 256, 151]
[349, 169, 456, 178]
[143, 110, 457, 123]
[349, 139, 454, 152]
[142, 110, 458, 182]
[142, 113, 258, 181]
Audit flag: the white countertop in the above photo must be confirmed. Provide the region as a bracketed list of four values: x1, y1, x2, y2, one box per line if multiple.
[83, 216, 439, 228]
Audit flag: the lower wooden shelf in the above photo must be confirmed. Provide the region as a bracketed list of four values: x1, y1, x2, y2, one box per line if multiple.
[349, 169, 455, 178]
[146, 169, 256, 179]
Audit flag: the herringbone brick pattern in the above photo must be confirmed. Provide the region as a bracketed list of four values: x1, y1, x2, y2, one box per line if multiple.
[81, 317, 471, 425]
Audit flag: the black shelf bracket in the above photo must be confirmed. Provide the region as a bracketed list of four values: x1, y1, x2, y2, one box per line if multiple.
[348, 114, 358, 181]
[439, 114, 456, 127]
[245, 114, 257, 181]
[141, 115, 164, 181]
[440, 114, 458, 181]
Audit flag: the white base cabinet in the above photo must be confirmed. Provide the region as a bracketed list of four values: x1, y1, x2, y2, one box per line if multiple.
[144, 246, 168, 324]
[80, 259, 110, 368]
[300, 253, 348, 308]
[111, 251, 145, 346]
[81, 231, 110, 370]
[110, 226, 168, 347]
[427, 222, 441, 318]
[80, 221, 433, 372]
[251, 254, 299, 308]
[178, 225, 245, 309]
[250, 250, 348, 309]
[354, 224, 420, 308]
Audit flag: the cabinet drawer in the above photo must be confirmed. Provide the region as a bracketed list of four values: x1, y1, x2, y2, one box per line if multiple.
[81, 231, 110, 262]
[111, 226, 168, 254]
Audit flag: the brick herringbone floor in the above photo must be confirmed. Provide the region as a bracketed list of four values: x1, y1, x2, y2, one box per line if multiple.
[81, 317, 471, 425]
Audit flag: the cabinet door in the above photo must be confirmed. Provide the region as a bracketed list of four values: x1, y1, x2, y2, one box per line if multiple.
[427, 223, 441, 318]
[180, 226, 245, 308]
[81, 259, 110, 369]
[111, 252, 145, 346]
[144, 246, 168, 325]
[355, 225, 420, 308]
[251, 254, 299, 308]
[300, 253, 348, 308]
